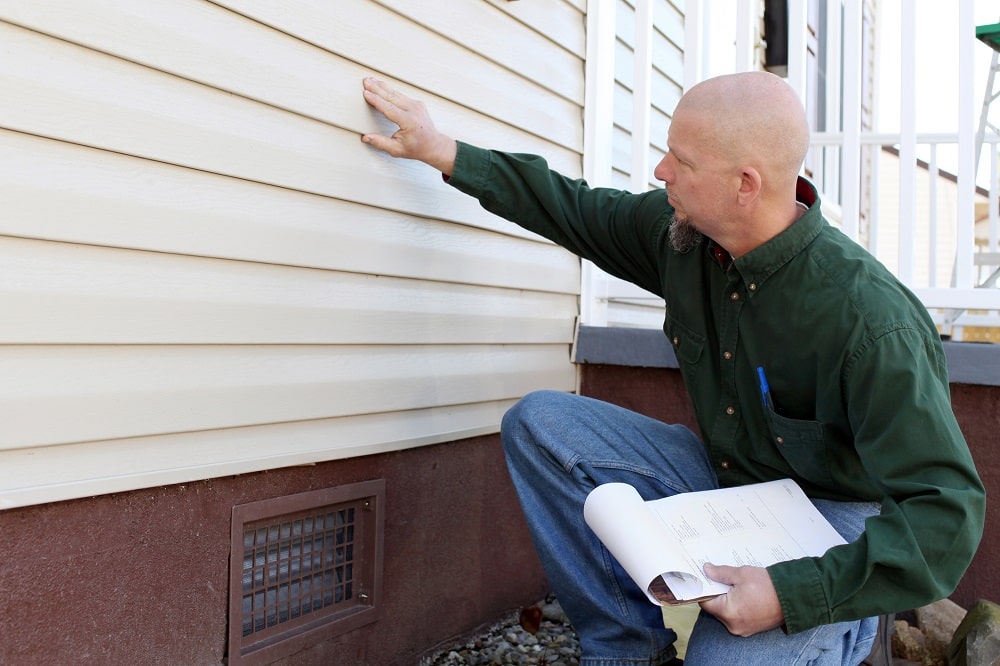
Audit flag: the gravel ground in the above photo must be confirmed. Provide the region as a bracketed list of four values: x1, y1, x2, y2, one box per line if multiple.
[420, 598, 581, 666]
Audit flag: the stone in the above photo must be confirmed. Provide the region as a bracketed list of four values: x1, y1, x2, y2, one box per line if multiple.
[947, 599, 1000, 666]
[892, 619, 927, 663]
[916, 598, 967, 647]
[541, 600, 569, 625]
[912, 599, 967, 665]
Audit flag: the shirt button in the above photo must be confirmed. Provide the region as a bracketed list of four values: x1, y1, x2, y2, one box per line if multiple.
[720, 460, 731, 469]
[748, 283, 758, 291]
[726, 405, 735, 415]
[776, 436, 784, 445]
[673, 336, 680, 346]
[730, 292, 740, 301]
[723, 351, 733, 360]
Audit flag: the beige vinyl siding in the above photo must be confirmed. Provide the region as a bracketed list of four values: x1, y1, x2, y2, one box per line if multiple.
[0, 0, 585, 508]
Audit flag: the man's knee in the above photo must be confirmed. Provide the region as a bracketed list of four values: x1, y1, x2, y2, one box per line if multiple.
[503, 390, 571, 429]
[501, 390, 575, 453]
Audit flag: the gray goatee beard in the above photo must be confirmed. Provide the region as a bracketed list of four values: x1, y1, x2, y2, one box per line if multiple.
[668, 215, 704, 253]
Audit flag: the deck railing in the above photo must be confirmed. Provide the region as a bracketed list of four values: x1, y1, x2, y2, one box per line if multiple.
[585, 0, 1000, 339]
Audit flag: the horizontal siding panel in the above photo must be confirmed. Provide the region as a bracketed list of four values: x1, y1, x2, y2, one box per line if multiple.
[0, 344, 576, 449]
[213, 0, 583, 151]
[0, 22, 569, 240]
[485, 0, 587, 58]
[0, 22, 469, 233]
[616, 0, 637, 49]
[0, 237, 578, 344]
[614, 38, 636, 94]
[0, 400, 522, 510]
[0, 0, 580, 174]
[373, 0, 584, 103]
[609, 169, 633, 191]
[607, 300, 668, 328]
[652, 29, 684, 89]
[0, 131, 580, 293]
[0, 1, 588, 507]
[654, 0, 685, 51]
[611, 124, 634, 180]
[650, 113, 670, 150]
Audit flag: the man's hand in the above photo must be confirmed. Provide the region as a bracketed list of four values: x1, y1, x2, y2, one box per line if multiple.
[699, 563, 785, 636]
[361, 78, 458, 176]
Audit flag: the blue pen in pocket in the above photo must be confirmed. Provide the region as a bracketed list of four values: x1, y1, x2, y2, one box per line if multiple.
[756, 366, 775, 412]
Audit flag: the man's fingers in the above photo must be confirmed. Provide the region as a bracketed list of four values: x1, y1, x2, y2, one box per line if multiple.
[360, 76, 456, 173]
[362, 87, 399, 122]
[361, 132, 397, 155]
[703, 562, 735, 584]
[363, 78, 410, 115]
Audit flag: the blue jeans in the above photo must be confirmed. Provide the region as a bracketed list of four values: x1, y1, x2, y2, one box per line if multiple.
[501, 390, 879, 666]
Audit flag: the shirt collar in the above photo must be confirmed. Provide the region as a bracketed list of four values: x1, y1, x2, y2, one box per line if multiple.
[731, 177, 825, 288]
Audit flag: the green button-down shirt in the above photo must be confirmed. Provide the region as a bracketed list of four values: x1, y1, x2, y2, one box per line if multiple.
[448, 142, 985, 634]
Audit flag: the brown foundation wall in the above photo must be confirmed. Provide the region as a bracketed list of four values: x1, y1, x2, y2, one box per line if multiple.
[0, 435, 547, 666]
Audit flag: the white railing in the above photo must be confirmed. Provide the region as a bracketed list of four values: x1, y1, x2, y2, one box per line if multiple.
[803, 0, 1000, 338]
[810, 131, 1000, 336]
[582, 0, 1000, 338]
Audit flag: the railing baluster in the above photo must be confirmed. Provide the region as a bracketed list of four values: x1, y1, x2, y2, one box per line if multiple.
[928, 145, 939, 288]
[898, 3, 918, 285]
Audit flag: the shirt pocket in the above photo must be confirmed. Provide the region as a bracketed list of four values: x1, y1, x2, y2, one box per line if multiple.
[664, 316, 705, 365]
[763, 409, 834, 486]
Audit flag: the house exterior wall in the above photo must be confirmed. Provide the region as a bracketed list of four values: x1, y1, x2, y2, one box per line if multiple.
[1, 359, 994, 664]
[0, 2, 711, 663]
[0, 0, 583, 509]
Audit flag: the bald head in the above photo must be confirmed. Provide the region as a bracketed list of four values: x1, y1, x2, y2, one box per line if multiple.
[675, 72, 810, 188]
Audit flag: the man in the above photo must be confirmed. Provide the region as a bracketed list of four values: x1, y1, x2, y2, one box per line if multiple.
[361, 72, 984, 666]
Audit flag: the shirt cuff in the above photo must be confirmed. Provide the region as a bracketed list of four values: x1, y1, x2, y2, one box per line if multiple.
[768, 557, 831, 634]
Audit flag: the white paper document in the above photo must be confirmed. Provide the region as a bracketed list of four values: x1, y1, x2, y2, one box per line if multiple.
[583, 479, 847, 605]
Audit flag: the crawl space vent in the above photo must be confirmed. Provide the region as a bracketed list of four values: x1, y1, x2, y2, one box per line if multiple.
[228, 479, 384, 665]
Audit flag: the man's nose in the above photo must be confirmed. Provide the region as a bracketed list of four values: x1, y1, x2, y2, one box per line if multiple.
[654, 155, 672, 184]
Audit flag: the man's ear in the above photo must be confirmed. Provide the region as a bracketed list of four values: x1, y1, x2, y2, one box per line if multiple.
[736, 167, 761, 205]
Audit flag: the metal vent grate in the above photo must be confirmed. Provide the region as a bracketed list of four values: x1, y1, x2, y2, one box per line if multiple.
[242, 505, 358, 637]
[229, 480, 384, 666]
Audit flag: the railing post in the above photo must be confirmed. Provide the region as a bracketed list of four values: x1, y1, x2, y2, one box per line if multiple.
[928, 145, 940, 288]
[580, 0, 616, 327]
[956, 0, 976, 290]
[785, 0, 807, 102]
[822, 0, 842, 198]
[735, 0, 755, 72]
[683, 0, 704, 89]
[631, 0, 653, 193]
[898, 3, 917, 285]
[840, 0, 863, 241]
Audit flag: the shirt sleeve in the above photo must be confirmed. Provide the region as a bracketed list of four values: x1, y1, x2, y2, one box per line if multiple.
[769, 325, 985, 634]
[446, 141, 669, 297]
